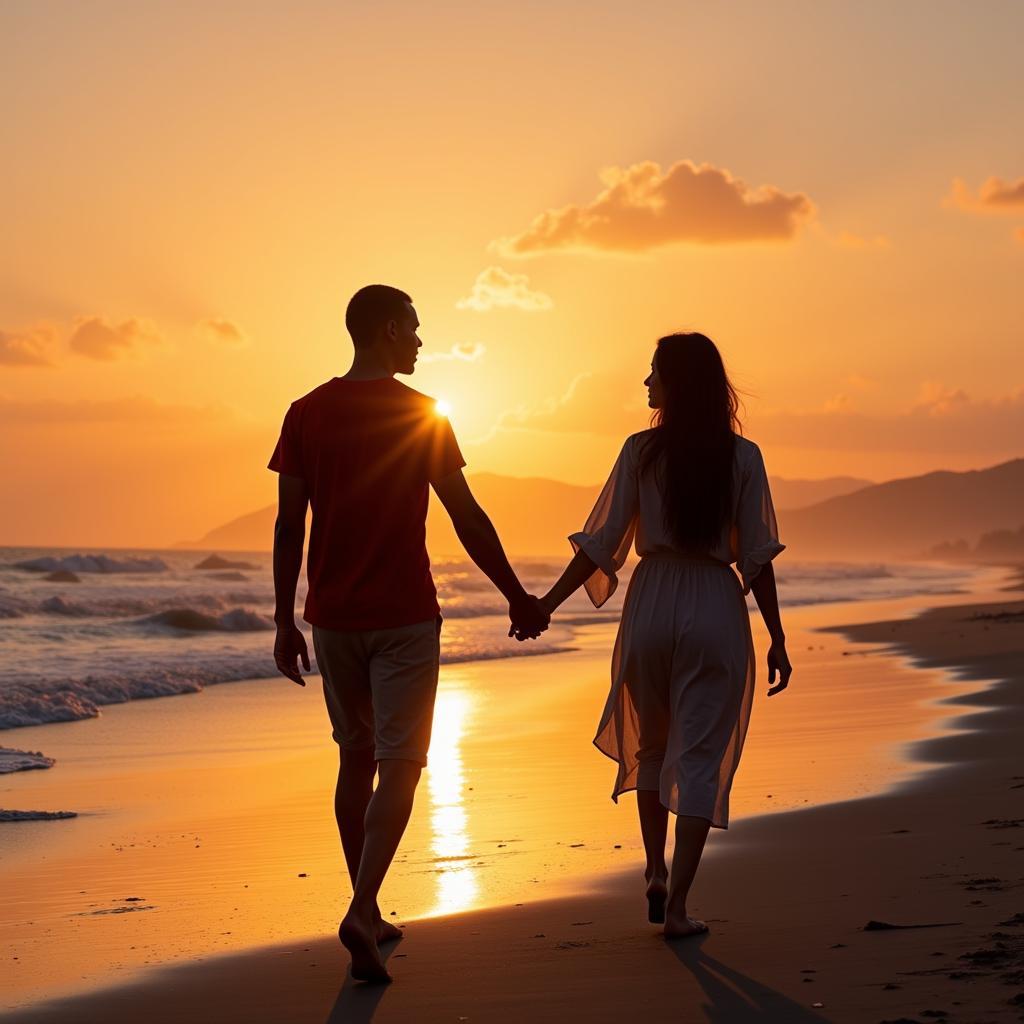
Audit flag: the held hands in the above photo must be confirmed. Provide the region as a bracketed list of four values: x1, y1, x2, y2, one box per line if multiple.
[507, 593, 551, 642]
[274, 621, 311, 686]
[767, 639, 792, 697]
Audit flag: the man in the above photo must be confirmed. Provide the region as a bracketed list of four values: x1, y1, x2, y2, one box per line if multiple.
[269, 284, 548, 983]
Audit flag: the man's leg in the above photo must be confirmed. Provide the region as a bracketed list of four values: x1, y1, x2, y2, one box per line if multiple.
[335, 745, 375, 885]
[334, 745, 403, 942]
[339, 758, 423, 982]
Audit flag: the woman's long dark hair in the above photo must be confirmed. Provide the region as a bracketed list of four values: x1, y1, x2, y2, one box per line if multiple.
[640, 332, 741, 551]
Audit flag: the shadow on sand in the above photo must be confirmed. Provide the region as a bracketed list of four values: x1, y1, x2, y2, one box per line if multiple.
[325, 939, 401, 1024]
[668, 935, 830, 1023]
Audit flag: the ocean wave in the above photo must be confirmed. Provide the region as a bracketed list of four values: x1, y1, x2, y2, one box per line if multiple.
[40, 595, 92, 617]
[0, 809, 77, 822]
[140, 607, 274, 632]
[0, 747, 56, 773]
[0, 657, 277, 730]
[14, 554, 169, 574]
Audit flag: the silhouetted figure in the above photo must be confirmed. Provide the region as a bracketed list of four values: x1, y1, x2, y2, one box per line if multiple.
[269, 284, 548, 983]
[540, 333, 792, 938]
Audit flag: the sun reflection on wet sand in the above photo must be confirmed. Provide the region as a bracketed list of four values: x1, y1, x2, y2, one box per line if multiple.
[426, 687, 478, 915]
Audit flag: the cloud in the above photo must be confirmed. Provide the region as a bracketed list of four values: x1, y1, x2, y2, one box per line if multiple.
[0, 324, 56, 367]
[834, 231, 891, 249]
[455, 267, 553, 311]
[946, 176, 1024, 212]
[420, 341, 486, 364]
[496, 159, 815, 256]
[750, 385, 1024, 455]
[0, 395, 232, 426]
[487, 370, 649, 438]
[68, 316, 161, 361]
[197, 317, 248, 349]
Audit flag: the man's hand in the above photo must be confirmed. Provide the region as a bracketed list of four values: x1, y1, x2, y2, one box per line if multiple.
[275, 621, 311, 686]
[507, 594, 550, 642]
[767, 639, 792, 697]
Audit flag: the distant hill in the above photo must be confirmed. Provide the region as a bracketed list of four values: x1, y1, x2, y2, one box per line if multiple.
[771, 476, 872, 510]
[782, 458, 1024, 559]
[176, 461, 1023, 561]
[176, 473, 600, 556]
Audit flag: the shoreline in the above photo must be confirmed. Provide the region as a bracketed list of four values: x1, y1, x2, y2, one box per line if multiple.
[2, 584, 1023, 1021]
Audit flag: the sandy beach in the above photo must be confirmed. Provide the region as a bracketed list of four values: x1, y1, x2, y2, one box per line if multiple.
[2, 574, 1022, 1022]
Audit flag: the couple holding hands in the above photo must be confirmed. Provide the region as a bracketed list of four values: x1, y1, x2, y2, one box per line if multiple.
[270, 284, 791, 984]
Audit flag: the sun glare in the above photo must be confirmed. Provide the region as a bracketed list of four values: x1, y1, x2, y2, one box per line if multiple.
[435, 399, 452, 418]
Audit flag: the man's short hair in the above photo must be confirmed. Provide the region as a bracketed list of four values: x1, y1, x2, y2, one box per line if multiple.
[345, 285, 413, 348]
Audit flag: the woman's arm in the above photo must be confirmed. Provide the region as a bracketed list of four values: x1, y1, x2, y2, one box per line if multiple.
[540, 548, 599, 615]
[748, 562, 792, 696]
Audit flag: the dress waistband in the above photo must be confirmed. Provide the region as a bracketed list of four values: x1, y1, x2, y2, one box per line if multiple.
[638, 552, 730, 568]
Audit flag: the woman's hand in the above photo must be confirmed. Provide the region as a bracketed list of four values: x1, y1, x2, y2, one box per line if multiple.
[766, 639, 792, 697]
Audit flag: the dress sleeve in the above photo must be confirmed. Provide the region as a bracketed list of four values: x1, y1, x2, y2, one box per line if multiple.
[569, 437, 640, 608]
[736, 443, 785, 594]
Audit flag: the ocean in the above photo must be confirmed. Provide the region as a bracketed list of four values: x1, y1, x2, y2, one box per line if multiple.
[0, 545, 973, 773]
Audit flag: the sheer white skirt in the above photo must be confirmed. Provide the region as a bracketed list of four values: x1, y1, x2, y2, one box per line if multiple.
[593, 554, 755, 829]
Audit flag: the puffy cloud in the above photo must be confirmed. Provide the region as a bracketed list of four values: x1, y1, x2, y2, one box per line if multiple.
[0, 324, 56, 367]
[455, 267, 553, 311]
[198, 317, 248, 348]
[946, 176, 1024, 212]
[420, 341, 486, 364]
[68, 316, 161, 360]
[497, 159, 815, 256]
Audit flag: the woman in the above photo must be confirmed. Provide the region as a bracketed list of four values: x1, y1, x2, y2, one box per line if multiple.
[539, 332, 791, 938]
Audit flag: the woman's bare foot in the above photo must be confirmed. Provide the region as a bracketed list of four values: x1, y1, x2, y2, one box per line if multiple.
[664, 914, 709, 939]
[376, 917, 403, 943]
[338, 915, 391, 984]
[645, 875, 668, 924]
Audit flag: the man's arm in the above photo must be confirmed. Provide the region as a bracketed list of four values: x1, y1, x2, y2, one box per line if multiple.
[273, 472, 311, 685]
[431, 469, 548, 638]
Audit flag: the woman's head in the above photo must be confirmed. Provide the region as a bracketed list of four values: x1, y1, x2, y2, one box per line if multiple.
[640, 332, 741, 550]
[644, 333, 739, 431]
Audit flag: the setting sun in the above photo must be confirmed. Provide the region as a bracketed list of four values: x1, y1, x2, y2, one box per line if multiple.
[435, 399, 452, 418]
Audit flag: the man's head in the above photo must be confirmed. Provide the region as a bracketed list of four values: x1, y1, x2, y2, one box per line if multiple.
[344, 285, 421, 375]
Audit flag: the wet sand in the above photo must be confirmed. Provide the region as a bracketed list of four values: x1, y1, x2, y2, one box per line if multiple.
[2, 575, 1022, 1020]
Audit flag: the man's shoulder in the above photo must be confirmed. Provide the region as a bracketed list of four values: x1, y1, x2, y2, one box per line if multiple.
[287, 378, 340, 414]
[389, 378, 439, 410]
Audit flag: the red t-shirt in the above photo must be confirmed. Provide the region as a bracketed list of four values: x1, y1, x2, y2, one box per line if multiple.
[268, 377, 465, 631]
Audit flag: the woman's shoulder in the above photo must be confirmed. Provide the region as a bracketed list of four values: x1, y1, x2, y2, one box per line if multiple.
[733, 434, 762, 460]
[626, 428, 657, 446]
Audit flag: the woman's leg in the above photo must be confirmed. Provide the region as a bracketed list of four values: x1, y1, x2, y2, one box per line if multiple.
[666, 813, 711, 936]
[637, 790, 669, 886]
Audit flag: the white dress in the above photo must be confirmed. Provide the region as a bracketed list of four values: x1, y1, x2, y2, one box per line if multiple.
[571, 431, 784, 829]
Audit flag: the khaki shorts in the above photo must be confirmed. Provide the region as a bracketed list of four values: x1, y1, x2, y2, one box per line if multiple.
[312, 617, 441, 766]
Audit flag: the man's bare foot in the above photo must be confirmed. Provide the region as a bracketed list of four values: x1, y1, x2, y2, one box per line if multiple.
[664, 914, 708, 939]
[376, 917, 403, 943]
[339, 915, 391, 984]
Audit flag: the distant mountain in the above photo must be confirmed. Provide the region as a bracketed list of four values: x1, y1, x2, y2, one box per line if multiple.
[176, 473, 601, 556]
[771, 476, 872, 510]
[782, 458, 1024, 559]
[177, 460, 1023, 562]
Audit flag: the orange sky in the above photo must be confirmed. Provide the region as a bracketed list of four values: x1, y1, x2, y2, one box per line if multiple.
[2, 1, 1023, 547]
